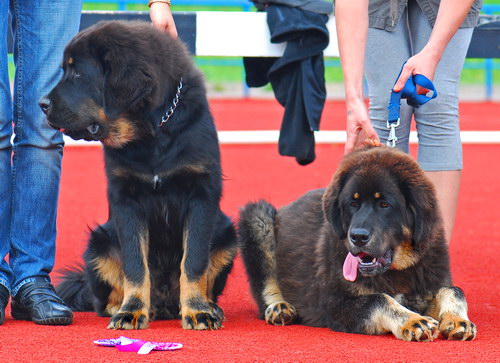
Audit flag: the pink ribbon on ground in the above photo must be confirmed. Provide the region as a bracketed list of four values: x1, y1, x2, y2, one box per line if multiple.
[94, 336, 183, 354]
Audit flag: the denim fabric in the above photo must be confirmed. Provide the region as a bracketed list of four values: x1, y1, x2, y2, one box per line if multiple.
[0, 0, 81, 296]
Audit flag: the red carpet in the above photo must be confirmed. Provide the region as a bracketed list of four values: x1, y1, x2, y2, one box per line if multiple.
[1, 100, 499, 362]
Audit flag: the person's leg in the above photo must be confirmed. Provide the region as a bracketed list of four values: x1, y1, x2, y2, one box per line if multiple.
[407, 1, 474, 243]
[9, 0, 81, 295]
[365, 7, 413, 151]
[424, 171, 461, 243]
[0, 1, 14, 321]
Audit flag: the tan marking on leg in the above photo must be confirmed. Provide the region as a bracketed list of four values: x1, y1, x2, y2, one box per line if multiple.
[427, 287, 468, 319]
[92, 253, 123, 288]
[206, 248, 237, 300]
[367, 294, 438, 341]
[107, 232, 151, 330]
[179, 228, 223, 330]
[248, 220, 298, 326]
[179, 228, 207, 302]
[427, 287, 476, 341]
[179, 269, 208, 305]
[262, 279, 297, 326]
[106, 288, 123, 316]
[180, 266, 217, 330]
[253, 223, 284, 308]
[91, 253, 124, 315]
[262, 279, 285, 307]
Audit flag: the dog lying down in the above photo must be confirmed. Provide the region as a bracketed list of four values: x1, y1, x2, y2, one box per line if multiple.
[239, 146, 476, 341]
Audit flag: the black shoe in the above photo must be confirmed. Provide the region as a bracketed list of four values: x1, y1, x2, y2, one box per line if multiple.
[0, 284, 9, 325]
[11, 277, 73, 325]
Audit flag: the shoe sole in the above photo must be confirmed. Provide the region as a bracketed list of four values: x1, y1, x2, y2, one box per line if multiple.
[11, 305, 73, 325]
[33, 317, 73, 325]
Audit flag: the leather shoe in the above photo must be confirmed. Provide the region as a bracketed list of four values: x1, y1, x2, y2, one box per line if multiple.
[11, 277, 73, 325]
[0, 284, 9, 325]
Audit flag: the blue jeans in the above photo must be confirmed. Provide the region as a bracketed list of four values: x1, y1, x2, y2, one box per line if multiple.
[0, 1, 81, 296]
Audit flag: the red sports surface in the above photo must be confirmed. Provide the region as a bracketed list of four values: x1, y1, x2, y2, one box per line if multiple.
[0, 99, 499, 362]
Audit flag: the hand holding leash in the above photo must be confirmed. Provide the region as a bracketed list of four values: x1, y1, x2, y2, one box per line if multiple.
[386, 63, 438, 147]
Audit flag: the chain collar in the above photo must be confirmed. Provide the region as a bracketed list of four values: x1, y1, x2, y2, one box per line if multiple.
[159, 77, 183, 127]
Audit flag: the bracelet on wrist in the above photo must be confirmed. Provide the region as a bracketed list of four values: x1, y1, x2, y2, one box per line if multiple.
[148, 0, 171, 7]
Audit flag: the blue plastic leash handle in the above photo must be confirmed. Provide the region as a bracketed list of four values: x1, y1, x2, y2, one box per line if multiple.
[386, 64, 438, 146]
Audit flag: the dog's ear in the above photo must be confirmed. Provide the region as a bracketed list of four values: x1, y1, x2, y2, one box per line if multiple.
[85, 22, 187, 118]
[87, 24, 162, 117]
[102, 52, 156, 117]
[322, 172, 348, 239]
[399, 168, 442, 247]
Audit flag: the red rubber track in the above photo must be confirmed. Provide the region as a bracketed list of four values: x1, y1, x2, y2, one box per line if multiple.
[0, 100, 498, 362]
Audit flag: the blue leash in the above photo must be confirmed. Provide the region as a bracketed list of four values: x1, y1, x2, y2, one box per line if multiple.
[386, 65, 438, 147]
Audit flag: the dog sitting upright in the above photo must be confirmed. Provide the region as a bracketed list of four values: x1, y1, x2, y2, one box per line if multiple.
[41, 21, 237, 330]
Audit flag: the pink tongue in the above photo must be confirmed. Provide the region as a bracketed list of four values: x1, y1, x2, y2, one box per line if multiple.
[343, 252, 359, 282]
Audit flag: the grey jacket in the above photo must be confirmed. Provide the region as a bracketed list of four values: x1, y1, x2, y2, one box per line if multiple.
[334, 0, 482, 31]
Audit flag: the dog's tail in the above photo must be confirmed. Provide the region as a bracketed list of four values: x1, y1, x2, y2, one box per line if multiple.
[55, 265, 94, 312]
[238, 201, 297, 325]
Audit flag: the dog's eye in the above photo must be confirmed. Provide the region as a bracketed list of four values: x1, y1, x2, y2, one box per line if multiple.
[87, 123, 100, 135]
[349, 201, 358, 208]
[379, 200, 390, 208]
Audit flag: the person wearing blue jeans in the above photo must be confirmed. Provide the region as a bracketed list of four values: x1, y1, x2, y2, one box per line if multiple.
[0, 1, 82, 325]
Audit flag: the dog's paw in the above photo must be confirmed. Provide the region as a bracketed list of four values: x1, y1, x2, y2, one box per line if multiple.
[209, 302, 225, 322]
[265, 301, 297, 326]
[107, 311, 149, 330]
[181, 303, 224, 330]
[439, 313, 476, 341]
[400, 315, 439, 342]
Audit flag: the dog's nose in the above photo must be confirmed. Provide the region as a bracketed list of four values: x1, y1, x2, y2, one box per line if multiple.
[349, 228, 371, 247]
[39, 97, 52, 115]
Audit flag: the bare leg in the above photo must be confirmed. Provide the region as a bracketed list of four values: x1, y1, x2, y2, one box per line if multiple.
[424, 170, 461, 244]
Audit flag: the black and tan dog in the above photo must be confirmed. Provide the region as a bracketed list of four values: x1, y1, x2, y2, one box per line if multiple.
[239, 146, 476, 341]
[41, 21, 237, 330]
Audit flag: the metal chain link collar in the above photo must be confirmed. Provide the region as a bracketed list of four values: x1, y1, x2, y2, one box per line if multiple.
[159, 77, 183, 127]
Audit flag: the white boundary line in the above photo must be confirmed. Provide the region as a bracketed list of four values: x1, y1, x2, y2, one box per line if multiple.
[62, 130, 500, 146]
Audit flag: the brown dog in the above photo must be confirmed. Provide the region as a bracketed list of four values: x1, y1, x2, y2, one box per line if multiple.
[239, 146, 476, 341]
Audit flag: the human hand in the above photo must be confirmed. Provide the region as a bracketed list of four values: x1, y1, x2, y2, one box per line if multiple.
[393, 51, 439, 95]
[344, 97, 380, 155]
[149, 2, 178, 38]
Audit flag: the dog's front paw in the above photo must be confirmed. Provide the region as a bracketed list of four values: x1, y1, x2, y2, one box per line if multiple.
[209, 302, 225, 322]
[107, 311, 149, 330]
[265, 301, 297, 326]
[439, 313, 476, 341]
[181, 302, 224, 330]
[400, 315, 439, 342]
